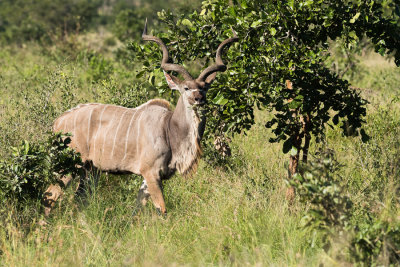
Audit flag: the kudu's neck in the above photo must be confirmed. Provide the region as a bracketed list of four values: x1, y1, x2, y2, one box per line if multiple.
[170, 96, 206, 138]
[167, 95, 206, 176]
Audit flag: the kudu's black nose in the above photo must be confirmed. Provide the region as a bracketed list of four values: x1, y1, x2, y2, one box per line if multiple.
[193, 90, 205, 104]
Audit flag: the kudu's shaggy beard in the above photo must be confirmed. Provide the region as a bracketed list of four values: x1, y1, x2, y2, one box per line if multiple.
[168, 97, 206, 177]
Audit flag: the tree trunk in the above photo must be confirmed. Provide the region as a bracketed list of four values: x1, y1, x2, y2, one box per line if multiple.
[285, 79, 300, 202]
[286, 134, 301, 203]
[302, 114, 311, 163]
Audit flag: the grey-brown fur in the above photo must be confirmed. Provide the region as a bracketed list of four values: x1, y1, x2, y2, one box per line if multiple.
[53, 97, 203, 177]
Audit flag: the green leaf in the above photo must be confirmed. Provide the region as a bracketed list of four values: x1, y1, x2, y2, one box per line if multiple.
[293, 173, 303, 182]
[136, 70, 146, 78]
[283, 139, 292, 154]
[270, 27, 277, 36]
[287, 0, 294, 9]
[288, 99, 302, 109]
[348, 31, 357, 40]
[24, 142, 30, 155]
[251, 20, 262, 28]
[213, 94, 229, 105]
[350, 12, 360, 23]
[148, 74, 155, 85]
[228, 7, 236, 16]
[378, 47, 386, 56]
[181, 19, 193, 27]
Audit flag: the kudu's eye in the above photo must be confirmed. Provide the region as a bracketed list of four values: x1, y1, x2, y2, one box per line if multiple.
[184, 87, 189, 91]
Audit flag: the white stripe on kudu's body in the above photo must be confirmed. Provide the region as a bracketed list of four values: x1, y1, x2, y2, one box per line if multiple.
[101, 110, 117, 163]
[73, 108, 79, 137]
[111, 110, 129, 158]
[135, 111, 143, 160]
[44, 21, 238, 216]
[92, 105, 108, 162]
[87, 108, 93, 152]
[122, 110, 138, 161]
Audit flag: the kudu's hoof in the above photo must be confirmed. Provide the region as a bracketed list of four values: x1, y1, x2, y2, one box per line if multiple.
[132, 205, 142, 217]
[156, 208, 167, 218]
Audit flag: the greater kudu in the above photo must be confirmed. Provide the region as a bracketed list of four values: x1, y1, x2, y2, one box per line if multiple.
[43, 21, 238, 216]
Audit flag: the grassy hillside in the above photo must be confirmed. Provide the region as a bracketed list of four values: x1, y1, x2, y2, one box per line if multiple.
[0, 39, 399, 266]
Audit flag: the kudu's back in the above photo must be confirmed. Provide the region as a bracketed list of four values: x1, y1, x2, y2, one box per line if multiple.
[53, 100, 172, 174]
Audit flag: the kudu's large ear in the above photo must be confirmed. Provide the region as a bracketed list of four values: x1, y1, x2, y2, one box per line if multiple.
[163, 70, 182, 90]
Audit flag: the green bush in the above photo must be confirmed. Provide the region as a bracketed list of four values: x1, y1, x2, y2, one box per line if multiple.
[292, 149, 400, 265]
[291, 149, 352, 239]
[0, 133, 82, 205]
[88, 54, 114, 82]
[77, 50, 114, 82]
[112, 10, 143, 42]
[351, 220, 400, 265]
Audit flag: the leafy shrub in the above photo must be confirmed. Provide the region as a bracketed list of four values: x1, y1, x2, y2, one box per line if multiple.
[112, 9, 143, 42]
[290, 149, 352, 240]
[292, 149, 400, 265]
[351, 219, 400, 265]
[0, 133, 82, 205]
[86, 52, 114, 82]
[94, 79, 150, 108]
[77, 50, 115, 82]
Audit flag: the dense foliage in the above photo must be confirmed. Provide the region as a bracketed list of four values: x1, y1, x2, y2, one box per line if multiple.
[0, 133, 82, 205]
[291, 150, 352, 234]
[293, 149, 400, 264]
[132, 0, 399, 176]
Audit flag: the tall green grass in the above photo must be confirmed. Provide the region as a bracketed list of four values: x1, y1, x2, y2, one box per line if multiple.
[0, 41, 399, 266]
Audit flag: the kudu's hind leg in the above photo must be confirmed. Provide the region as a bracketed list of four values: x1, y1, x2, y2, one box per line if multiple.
[43, 175, 74, 216]
[132, 179, 151, 216]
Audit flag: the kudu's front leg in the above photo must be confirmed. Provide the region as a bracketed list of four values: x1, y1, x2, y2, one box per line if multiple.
[142, 171, 167, 216]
